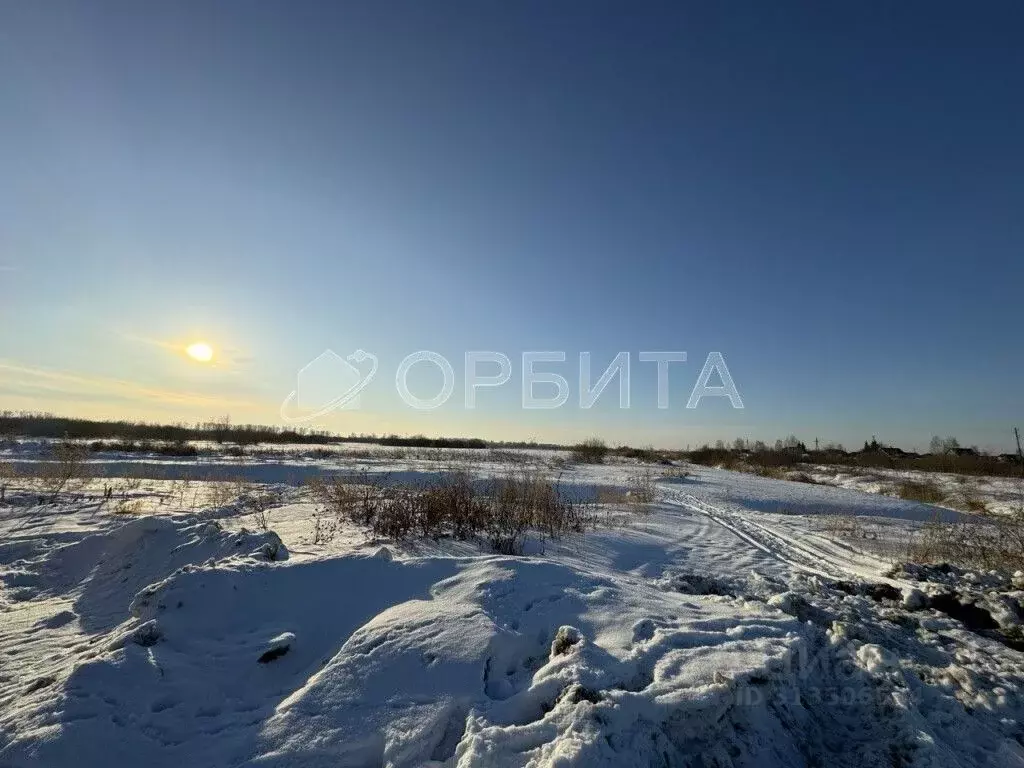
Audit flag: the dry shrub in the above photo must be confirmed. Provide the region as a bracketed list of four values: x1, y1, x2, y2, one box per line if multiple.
[308, 475, 364, 524]
[21, 439, 91, 501]
[311, 469, 592, 555]
[661, 466, 690, 481]
[946, 482, 989, 514]
[824, 513, 864, 539]
[947, 489, 989, 514]
[549, 455, 571, 470]
[627, 467, 658, 505]
[896, 479, 945, 505]
[310, 473, 414, 538]
[241, 487, 282, 531]
[960, 496, 989, 514]
[113, 498, 144, 515]
[488, 449, 531, 466]
[615, 445, 659, 463]
[597, 487, 630, 505]
[0, 461, 16, 502]
[205, 477, 246, 508]
[371, 487, 420, 539]
[486, 478, 534, 554]
[167, 476, 194, 509]
[686, 448, 735, 468]
[907, 508, 1024, 572]
[310, 509, 339, 544]
[305, 474, 368, 542]
[571, 438, 608, 464]
[500, 470, 586, 542]
[421, 471, 488, 539]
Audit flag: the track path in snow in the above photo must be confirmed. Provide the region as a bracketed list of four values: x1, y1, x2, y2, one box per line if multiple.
[656, 470, 922, 587]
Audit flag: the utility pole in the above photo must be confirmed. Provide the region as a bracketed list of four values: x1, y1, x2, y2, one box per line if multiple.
[814, 437, 819, 452]
[1015, 427, 1023, 508]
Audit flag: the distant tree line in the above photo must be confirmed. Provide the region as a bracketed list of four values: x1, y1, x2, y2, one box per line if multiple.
[0, 411, 558, 452]
[686, 434, 1023, 478]
[0, 412, 337, 445]
[3, 412, 1018, 476]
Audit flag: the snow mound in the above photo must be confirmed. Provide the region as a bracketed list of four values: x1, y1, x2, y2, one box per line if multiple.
[1, 551, 809, 767]
[0, 515, 285, 631]
[249, 558, 809, 767]
[258, 631, 297, 663]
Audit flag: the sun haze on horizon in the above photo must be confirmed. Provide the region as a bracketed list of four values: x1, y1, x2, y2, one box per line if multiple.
[185, 342, 214, 363]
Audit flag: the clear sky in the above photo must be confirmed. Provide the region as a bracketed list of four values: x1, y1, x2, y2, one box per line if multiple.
[1, 1, 1021, 451]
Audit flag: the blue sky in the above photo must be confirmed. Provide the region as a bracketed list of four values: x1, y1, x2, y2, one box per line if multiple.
[1, 1, 1021, 450]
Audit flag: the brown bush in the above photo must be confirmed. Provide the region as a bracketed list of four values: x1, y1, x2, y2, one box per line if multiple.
[627, 467, 658, 505]
[571, 438, 608, 464]
[907, 508, 1024, 573]
[19, 439, 91, 502]
[896, 480, 945, 504]
[312, 469, 592, 554]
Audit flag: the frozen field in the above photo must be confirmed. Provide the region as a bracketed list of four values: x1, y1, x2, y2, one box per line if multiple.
[1, 450, 1023, 767]
[799, 464, 1024, 518]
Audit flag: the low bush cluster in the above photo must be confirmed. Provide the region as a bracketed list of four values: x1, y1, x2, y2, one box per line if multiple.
[909, 508, 1024, 573]
[89, 439, 200, 457]
[310, 469, 593, 554]
[613, 445, 660, 463]
[896, 480, 946, 504]
[686, 442, 1023, 478]
[10, 439, 93, 502]
[627, 467, 658, 504]
[571, 438, 609, 464]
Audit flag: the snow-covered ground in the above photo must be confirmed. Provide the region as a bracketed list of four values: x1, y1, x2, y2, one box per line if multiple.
[796, 464, 1024, 518]
[1, 452, 1023, 767]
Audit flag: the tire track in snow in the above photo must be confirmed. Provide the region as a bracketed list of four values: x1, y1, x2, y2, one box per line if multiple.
[659, 487, 887, 582]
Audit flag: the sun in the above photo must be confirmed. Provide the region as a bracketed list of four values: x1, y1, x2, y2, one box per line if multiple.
[185, 342, 214, 363]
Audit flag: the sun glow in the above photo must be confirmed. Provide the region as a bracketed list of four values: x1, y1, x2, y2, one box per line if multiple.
[185, 342, 214, 363]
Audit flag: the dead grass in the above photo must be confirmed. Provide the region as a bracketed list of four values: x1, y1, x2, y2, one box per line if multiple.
[241, 487, 283, 531]
[571, 438, 608, 464]
[0, 461, 15, 503]
[596, 487, 630, 504]
[310, 468, 593, 555]
[896, 479, 946, 505]
[660, 466, 690, 481]
[112, 498, 145, 515]
[751, 464, 786, 479]
[627, 467, 658, 505]
[204, 477, 247, 508]
[905, 507, 1024, 573]
[4, 440, 93, 504]
[823, 513, 863, 538]
[952, 492, 989, 514]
